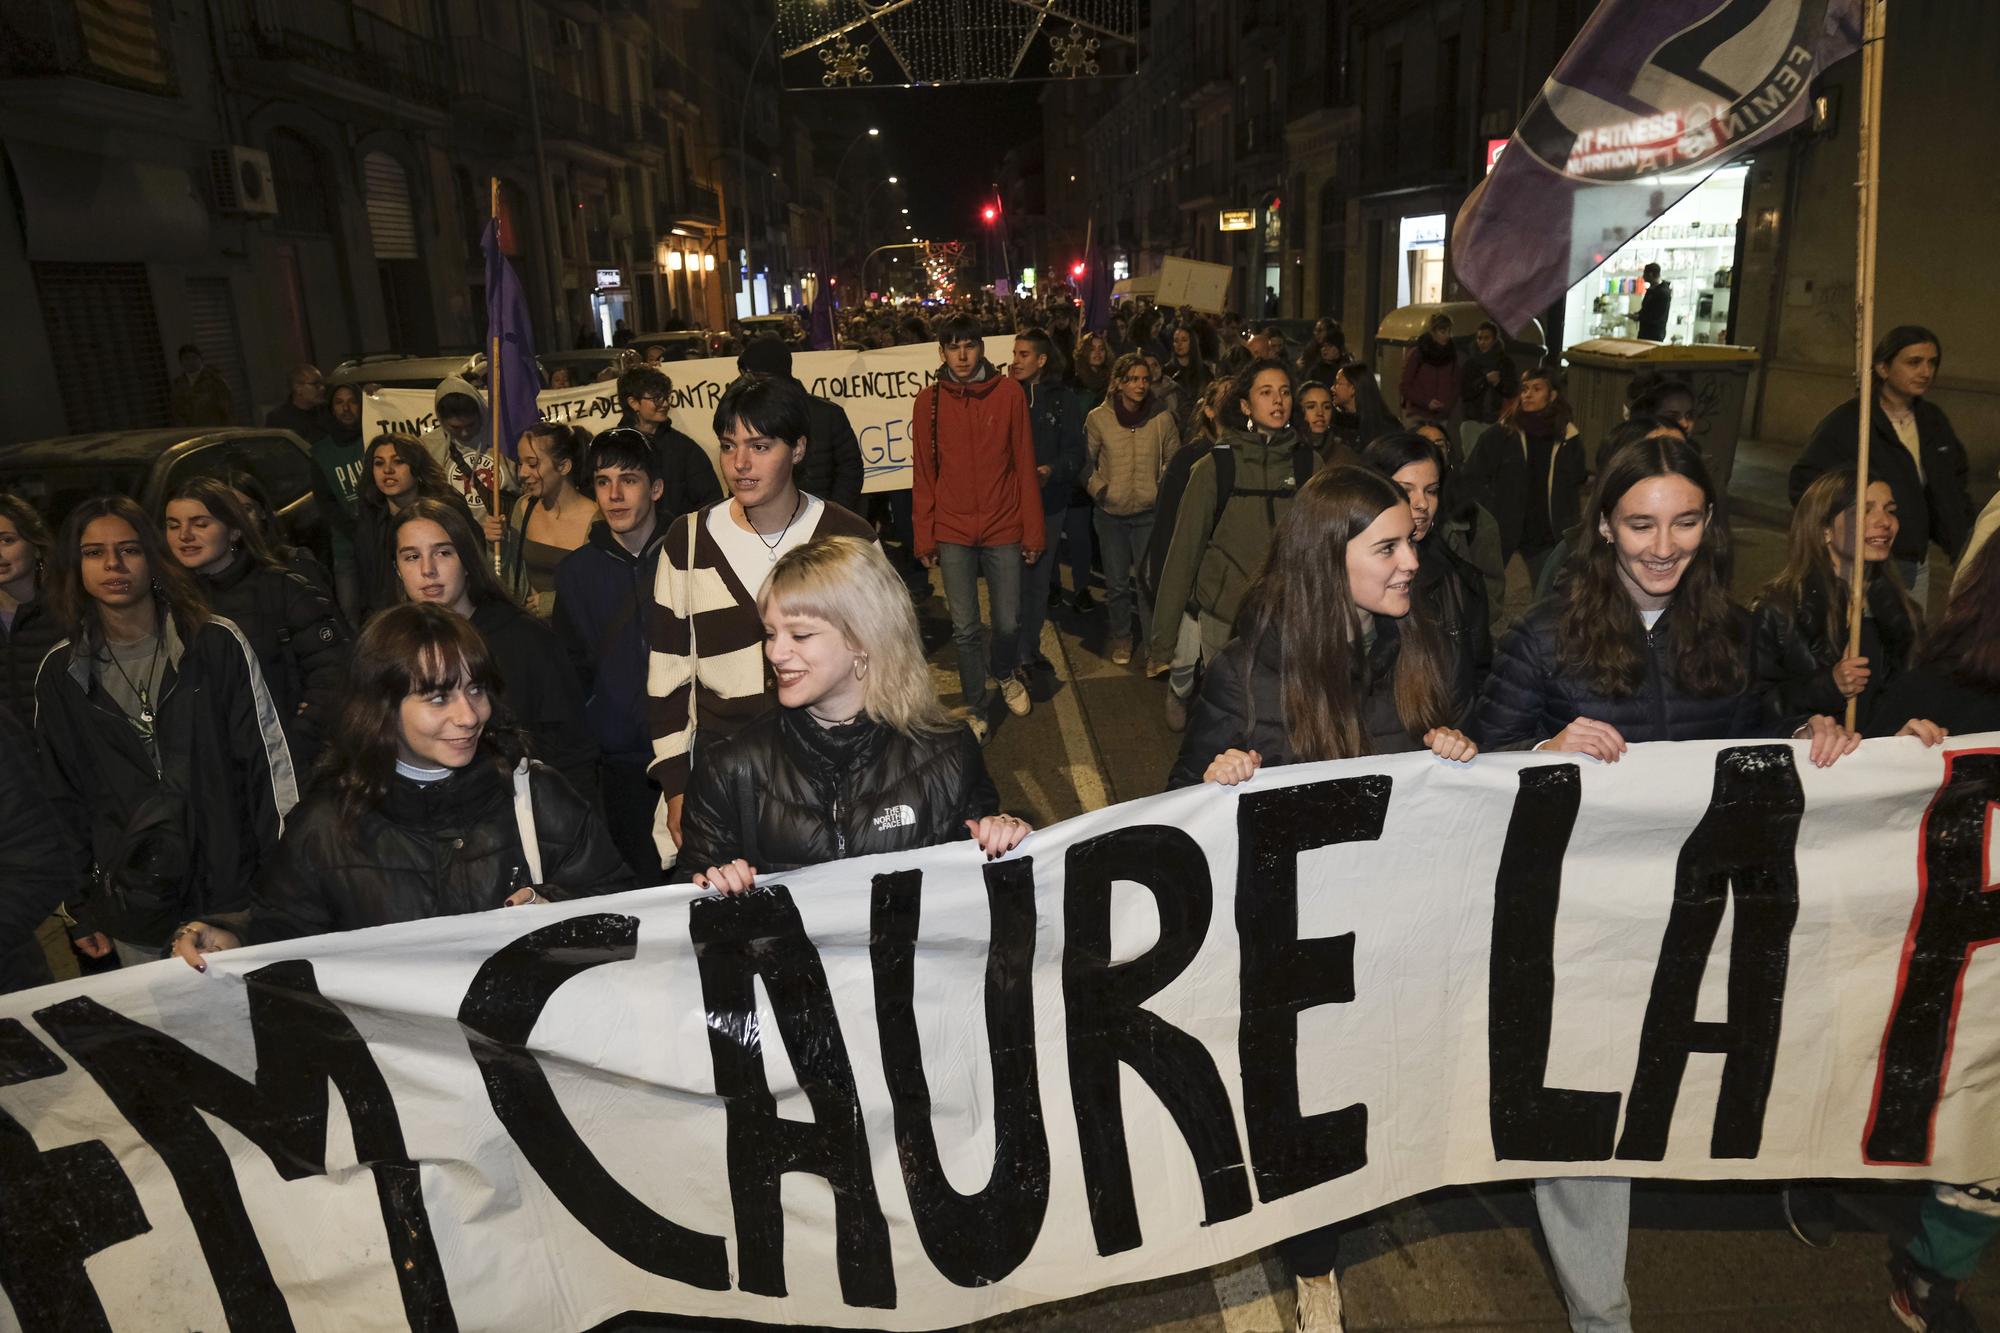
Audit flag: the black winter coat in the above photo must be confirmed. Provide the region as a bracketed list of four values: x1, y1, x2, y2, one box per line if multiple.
[1417, 525, 1493, 698]
[1789, 396, 1973, 561]
[199, 556, 353, 767]
[34, 616, 301, 945]
[0, 704, 77, 993]
[0, 595, 62, 724]
[1462, 419, 1587, 561]
[1169, 616, 1469, 789]
[1866, 667, 2000, 739]
[469, 599, 598, 798]
[250, 759, 632, 943]
[1749, 574, 1917, 733]
[678, 708, 999, 875]
[1477, 599, 1768, 750]
[801, 390, 866, 514]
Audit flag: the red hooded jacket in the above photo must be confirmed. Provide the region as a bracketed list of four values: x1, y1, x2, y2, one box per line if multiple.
[910, 366, 1046, 558]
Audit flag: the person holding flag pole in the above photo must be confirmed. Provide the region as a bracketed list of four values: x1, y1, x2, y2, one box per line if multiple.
[482, 177, 546, 575]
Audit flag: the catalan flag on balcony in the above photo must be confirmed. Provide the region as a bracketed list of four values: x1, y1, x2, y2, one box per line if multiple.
[77, 0, 171, 88]
[482, 217, 541, 460]
[1452, 0, 1863, 333]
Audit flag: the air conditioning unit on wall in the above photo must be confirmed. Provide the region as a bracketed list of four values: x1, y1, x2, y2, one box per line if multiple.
[210, 146, 279, 218]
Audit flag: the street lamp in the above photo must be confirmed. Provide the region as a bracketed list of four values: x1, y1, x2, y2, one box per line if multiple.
[828, 128, 885, 290]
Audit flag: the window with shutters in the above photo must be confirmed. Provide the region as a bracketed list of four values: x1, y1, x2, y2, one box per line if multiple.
[185, 277, 251, 425]
[32, 262, 169, 431]
[363, 151, 419, 260]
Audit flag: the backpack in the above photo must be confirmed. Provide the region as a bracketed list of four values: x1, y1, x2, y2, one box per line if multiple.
[1208, 439, 1316, 530]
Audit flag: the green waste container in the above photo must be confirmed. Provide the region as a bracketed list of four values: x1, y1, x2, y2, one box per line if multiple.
[1563, 338, 1760, 493]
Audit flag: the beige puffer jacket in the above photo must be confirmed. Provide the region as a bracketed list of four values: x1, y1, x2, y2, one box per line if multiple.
[1084, 398, 1178, 516]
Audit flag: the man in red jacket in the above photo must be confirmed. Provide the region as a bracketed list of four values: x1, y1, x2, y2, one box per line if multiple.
[912, 313, 1045, 741]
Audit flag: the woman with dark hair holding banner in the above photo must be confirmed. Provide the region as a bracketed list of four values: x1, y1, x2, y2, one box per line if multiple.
[172, 603, 629, 964]
[1168, 463, 1474, 1329]
[1476, 434, 1870, 1333]
[679, 536, 1027, 890]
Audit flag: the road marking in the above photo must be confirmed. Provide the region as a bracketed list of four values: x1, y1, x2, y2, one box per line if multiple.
[1211, 1251, 1287, 1333]
[1044, 617, 1109, 812]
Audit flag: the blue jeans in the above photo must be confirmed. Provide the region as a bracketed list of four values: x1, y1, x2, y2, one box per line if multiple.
[937, 542, 1022, 711]
[1059, 502, 1094, 594]
[1019, 508, 1064, 666]
[1094, 508, 1155, 645]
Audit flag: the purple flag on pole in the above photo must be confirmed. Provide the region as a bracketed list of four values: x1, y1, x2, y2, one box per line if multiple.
[809, 279, 836, 350]
[482, 218, 542, 459]
[1452, 0, 1862, 334]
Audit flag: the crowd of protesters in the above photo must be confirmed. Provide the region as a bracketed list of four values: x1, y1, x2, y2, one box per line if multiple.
[2, 294, 1993, 1333]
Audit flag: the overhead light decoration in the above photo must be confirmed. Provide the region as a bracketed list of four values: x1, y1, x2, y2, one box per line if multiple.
[778, 0, 1135, 88]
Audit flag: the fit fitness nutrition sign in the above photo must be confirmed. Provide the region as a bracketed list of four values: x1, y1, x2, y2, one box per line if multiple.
[0, 738, 1995, 1330]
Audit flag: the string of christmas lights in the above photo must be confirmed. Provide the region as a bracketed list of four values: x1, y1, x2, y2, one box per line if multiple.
[777, 0, 1135, 88]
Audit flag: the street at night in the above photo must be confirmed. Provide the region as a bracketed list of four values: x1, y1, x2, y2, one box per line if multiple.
[0, 1, 1996, 1331]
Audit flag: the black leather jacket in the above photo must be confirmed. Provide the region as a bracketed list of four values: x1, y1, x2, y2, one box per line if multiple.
[199, 556, 352, 766]
[1478, 598, 1768, 749]
[679, 708, 999, 875]
[250, 758, 632, 943]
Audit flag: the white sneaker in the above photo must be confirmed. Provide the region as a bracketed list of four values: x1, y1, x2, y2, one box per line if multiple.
[1000, 673, 1032, 716]
[1294, 1272, 1346, 1333]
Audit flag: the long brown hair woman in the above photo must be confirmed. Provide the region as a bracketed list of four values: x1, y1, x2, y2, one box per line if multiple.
[1169, 464, 1476, 789]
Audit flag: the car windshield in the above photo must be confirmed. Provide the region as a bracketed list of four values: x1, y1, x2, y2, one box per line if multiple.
[0, 464, 148, 528]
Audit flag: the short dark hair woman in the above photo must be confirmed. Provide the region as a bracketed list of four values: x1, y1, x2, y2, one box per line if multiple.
[1323, 361, 1393, 463]
[680, 536, 1027, 890]
[37, 496, 299, 964]
[0, 493, 59, 723]
[356, 432, 473, 616]
[391, 497, 597, 797]
[1790, 324, 1970, 595]
[163, 476, 352, 768]
[173, 603, 631, 964]
[1751, 468, 1920, 735]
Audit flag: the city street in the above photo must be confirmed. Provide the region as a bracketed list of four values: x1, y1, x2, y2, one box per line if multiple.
[899, 444, 1993, 1333]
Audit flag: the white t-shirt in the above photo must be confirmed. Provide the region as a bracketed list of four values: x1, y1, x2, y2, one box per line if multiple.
[708, 494, 825, 599]
[1887, 411, 1923, 482]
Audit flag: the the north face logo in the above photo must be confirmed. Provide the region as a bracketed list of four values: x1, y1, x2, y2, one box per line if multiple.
[871, 803, 915, 832]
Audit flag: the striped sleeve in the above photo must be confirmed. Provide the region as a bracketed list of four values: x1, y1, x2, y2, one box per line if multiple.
[644, 513, 769, 800]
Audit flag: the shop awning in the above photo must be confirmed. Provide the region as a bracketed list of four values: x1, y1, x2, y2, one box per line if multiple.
[5, 139, 208, 263]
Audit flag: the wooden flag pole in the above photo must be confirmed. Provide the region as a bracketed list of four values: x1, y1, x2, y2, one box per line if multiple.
[489, 176, 504, 575]
[1844, 0, 1887, 730]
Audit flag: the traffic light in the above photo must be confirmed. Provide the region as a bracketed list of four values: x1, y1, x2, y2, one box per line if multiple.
[981, 204, 998, 224]
[1070, 260, 1086, 278]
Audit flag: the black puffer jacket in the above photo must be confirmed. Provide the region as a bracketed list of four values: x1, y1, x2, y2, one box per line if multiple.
[0, 595, 62, 723]
[1749, 574, 1918, 733]
[1477, 598, 1768, 750]
[678, 708, 999, 875]
[801, 391, 866, 514]
[250, 758, 632, 943]
[35, 616, 301, 945]
[0, 704, 77, 993]
[1169, 616, 1470, 789]
[1461, 418, 1587, 561]
[1416, 525, 1493, 700]
[199, 556, 352, 767]
[470, 599, 598, 799]
[1789, 395, 1972, 561]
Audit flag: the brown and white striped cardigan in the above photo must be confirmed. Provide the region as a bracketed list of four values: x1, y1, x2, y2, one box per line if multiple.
[645, 499, 877, 806]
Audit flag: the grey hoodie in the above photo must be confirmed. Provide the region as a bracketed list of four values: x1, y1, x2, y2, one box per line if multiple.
[420, 373, 517, 522]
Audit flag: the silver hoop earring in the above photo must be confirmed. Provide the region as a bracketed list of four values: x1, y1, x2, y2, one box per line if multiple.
[853, 654, 870, 681]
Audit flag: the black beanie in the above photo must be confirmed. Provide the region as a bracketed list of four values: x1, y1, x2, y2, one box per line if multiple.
[737, 336, 792, 378]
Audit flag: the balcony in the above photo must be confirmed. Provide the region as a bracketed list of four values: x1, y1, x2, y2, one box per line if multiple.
[217, 0, 446, 106]
[654, 48, 698, 101]
[2, 0, 177, 92]
[449, 37, 526, 115]
[676, 180, 722, 229]
[534, 77, 614, 146]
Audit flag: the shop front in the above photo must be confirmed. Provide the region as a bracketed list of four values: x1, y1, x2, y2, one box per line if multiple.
[1561, 162, 1750, 346]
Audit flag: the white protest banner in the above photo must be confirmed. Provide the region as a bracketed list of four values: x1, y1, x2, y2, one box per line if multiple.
[4, 736, 1996, 1331]
[361, 336, 1015, 496]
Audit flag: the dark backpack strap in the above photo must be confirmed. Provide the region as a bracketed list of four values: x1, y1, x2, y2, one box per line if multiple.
[1210, 447, 1236, 530]
[929, 384, 941, 477]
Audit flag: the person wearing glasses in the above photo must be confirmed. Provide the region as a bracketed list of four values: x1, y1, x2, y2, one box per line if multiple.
[616, 365, 724, 522]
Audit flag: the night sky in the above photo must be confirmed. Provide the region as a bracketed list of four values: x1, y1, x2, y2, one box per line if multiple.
[781, 80, 1046, 257]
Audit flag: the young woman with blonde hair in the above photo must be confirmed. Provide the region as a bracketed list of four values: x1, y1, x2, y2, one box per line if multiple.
[680, 535, 1028, 889]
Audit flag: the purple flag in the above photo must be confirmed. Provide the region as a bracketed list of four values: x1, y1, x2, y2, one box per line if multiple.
[482, 218, 542, 459]
[809, 279, 836, 350]
[1452, 0, 1862, 333]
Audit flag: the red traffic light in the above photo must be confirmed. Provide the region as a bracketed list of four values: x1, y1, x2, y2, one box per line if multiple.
[1070, 260, 1086, 278]
[981, 205, 998, 224]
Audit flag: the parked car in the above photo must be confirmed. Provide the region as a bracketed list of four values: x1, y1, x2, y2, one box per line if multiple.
[629, 331, 722, 365]
[327, 353, 484, 392]
[735, 314, 806, 349]
[540, 347, 637, 387]
[0, 428, 326, 558]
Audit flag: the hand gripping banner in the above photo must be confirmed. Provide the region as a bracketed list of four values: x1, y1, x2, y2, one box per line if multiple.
[1, 737, 1995, 1330]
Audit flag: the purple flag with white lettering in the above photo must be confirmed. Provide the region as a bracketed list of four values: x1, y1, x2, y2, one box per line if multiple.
[482, 218, 541, 459]
[1452, 0, 1863, 333]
